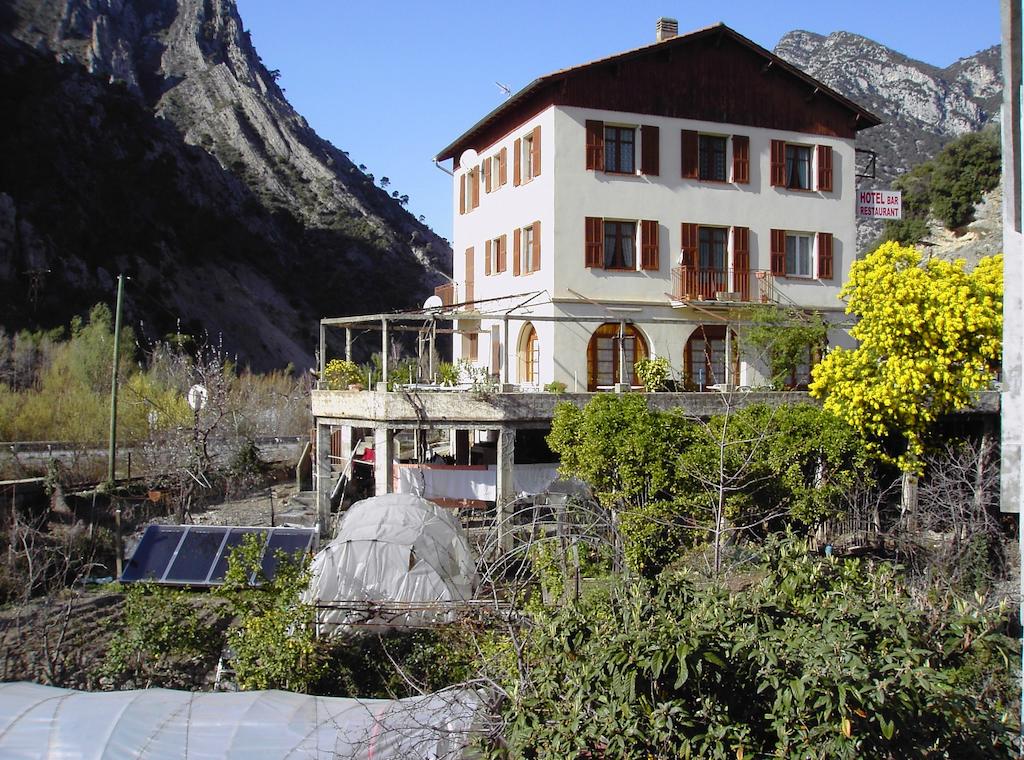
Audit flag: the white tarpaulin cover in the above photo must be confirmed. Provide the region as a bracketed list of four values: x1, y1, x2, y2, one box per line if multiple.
[0, 681, 481, 759]
[395, 463, 561, 502]
[308, 494, 478, 631]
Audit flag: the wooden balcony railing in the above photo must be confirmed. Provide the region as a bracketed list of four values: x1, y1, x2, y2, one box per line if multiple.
[671, 267, 776, 304]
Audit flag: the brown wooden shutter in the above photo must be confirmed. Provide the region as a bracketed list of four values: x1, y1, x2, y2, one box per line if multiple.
[640, 220, 659, 270]
[459, 173, 466, 214]
[732, 135, 750, 184]
[513, 228, 522, 276]
[513, 139, 522, 186]
[531, 126, 541, 177]
[680, 223, 698, 267]
[499, 147, 508, 186]
[817, 232, 834, 280]
[585, 120, 604, 170]
[681, 130, 698, 178]
[816, 145, 833, 192]
[732, 226, 750, 299]
[641, 125, 660, 176]
[531, 221, 541, 272]
[770, 229, 786, 276]
[465, 247, 475, 302]
[471, 168, 480, 209]
[585, 217, 603, 267]
[467, 333, 478, 362]
[483, 159, 492, 193]
[497, 234, 507, 272]
[770, 140, 786, 186]
[484, 240, 492, 276]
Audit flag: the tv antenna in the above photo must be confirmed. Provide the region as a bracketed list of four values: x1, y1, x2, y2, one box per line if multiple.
[495, 81, 511, 99]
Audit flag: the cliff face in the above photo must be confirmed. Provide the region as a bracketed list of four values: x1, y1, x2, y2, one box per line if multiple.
[1, 0, 450, 369]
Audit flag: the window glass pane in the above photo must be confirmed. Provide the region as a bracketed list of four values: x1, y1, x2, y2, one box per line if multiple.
[786, 234, 811, 276]
[699, 135, 726, 181]
[620, 224, 635, 268]
[786, 145, 810, 189]
[604, 127, 635, 172]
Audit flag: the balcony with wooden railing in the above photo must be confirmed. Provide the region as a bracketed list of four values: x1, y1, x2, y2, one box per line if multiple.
[670, 267, 776, 305]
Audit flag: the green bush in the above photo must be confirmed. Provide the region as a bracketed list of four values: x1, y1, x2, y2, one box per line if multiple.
[486, 537, 1018, 758]
[322, 359, 363, 389]
[634, 356, 671, 392]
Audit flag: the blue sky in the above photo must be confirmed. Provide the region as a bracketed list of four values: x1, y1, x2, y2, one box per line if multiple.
[236, 1, 1001, 243]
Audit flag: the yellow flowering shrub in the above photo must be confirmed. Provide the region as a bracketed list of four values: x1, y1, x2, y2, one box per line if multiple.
[810, 242, 1002, 473]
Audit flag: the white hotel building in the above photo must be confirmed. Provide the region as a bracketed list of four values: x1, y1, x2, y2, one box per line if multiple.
[435, 20, 880, 391]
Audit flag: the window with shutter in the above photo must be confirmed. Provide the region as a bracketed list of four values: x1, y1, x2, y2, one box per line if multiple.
[732, 135, 750, 184]
[784, 232, 812, 277]
[770, 229, 786, 275]
[816, 145, 833, 192]
[497, 234, 507, 273]
[459, 173, 466, 214]
[641, 125, 659, 176]
[483, 160, 491, 193]
[585, 120, 605, 170]
[513, 139, 522, 186]
[770, 140, 786, 186]
[513, 228, 522, 276]
[817, 232, 834, 279]
[484, 240, 492, 276]
[640, 220, 659, 270]
[585, 217, 603, 267]
[499, 147, 508, 186]
[698, 135, 727, 181]
[681, 130, 698, 178]
[604, 126, 635, 173]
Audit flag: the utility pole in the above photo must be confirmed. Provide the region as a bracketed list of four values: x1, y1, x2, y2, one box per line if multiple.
[107, 274, 125, 484]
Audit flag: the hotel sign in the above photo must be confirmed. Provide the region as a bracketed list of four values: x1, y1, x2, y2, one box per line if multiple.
[858, 190, 902, 219]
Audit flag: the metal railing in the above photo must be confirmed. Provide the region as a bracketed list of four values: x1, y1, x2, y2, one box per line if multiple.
[670, 267, 776, 304]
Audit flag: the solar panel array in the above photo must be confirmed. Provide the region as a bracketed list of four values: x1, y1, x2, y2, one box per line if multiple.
[121, 525, 318, 586]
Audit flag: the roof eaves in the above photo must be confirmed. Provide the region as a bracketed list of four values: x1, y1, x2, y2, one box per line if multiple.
[436, 21, 881, 162]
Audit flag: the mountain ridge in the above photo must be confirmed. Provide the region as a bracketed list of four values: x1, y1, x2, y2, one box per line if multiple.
[1, 0, 450, 369]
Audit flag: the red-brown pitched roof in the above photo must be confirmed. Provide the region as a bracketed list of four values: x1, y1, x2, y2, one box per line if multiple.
[436, 22, 881, 164]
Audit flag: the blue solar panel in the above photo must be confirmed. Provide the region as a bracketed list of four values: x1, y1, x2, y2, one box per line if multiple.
[121, 526, 317, 587]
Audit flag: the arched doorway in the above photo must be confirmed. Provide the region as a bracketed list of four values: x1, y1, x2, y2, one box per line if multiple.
[684, 325, 738, 390]
[587, 323, 649, 391]
[518, 322, 540, 385]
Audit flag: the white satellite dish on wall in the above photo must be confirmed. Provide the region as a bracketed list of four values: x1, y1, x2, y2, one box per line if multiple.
[458, 148, 478, 167]
[423, 295, 443, 310]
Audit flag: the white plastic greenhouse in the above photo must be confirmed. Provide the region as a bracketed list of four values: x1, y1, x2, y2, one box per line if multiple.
[307, 494, 479, 632]
[0, 681, 482, 759]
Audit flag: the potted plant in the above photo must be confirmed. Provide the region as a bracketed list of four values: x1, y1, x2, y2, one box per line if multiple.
[323, 359, 364, 390]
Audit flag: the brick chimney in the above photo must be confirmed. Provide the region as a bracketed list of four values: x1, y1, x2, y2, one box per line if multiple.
[656, 17, 678, 42]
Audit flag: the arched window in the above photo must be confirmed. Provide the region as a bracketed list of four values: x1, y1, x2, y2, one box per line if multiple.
[586, 323, 649, 391]
[518, 323, 540, 385]
[684, 325, 738, 390]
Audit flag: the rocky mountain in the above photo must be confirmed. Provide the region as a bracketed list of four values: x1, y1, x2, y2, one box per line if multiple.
[0, 0, 450, 369]
[775, 31, 1001, 182]
[774, 31, 1001, 250]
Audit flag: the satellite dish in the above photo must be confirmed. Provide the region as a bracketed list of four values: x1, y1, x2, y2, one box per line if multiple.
[458, 148, 479, 167]
[187, 384, 208, 411]
[423, 295, 443, 310]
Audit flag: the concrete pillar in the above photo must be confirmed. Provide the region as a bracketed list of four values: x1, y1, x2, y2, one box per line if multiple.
[496, 427, 516, 552]
[373, 425, 394, 496]
[381, 318, 389, 385]
[315, 422, 332, 537]
[338, 425, 354, 477]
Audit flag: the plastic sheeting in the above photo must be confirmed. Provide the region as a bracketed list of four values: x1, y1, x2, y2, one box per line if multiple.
[395, 463, 561, 502]
[0, 681, 481, 759]
[308, 495, 478, 631]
